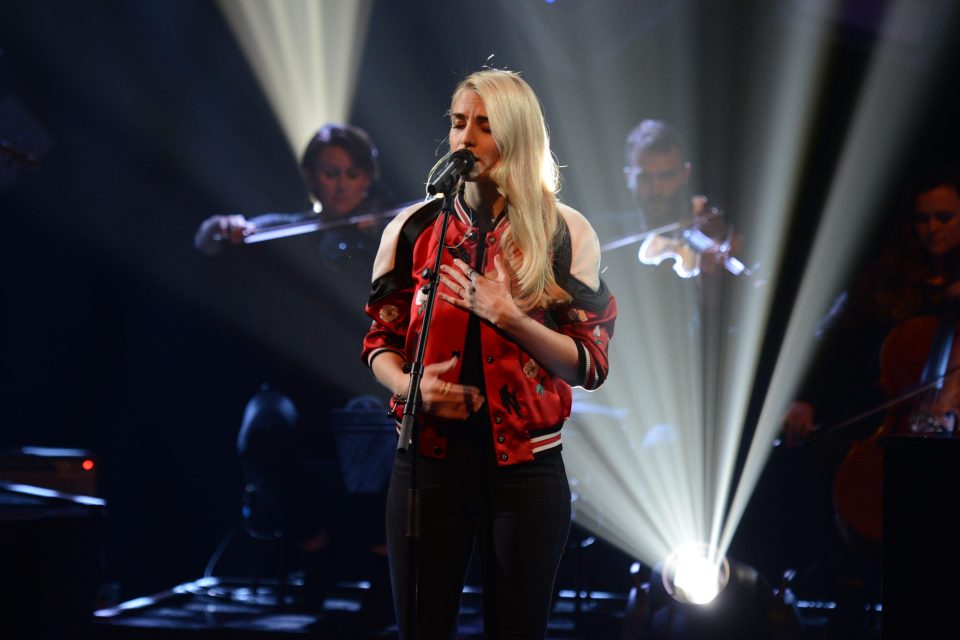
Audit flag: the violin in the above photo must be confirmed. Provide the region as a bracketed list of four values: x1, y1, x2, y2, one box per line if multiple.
[832, 306, 960, 551]
[210, 200, 418, 245]
[635, 200, 755, 279]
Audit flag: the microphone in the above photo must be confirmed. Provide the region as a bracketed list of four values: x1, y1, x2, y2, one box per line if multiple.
[427, 149, 476, 195]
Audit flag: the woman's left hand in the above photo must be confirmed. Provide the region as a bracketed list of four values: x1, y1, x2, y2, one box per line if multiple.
[439, 256, 522, 328]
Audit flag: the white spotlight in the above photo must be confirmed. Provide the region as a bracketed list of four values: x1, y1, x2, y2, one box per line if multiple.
[216, 0, 373, 158]
[662, 543, 730, 606]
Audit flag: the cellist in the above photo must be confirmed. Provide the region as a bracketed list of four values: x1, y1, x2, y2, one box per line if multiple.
[780, 166, 960, 632]
[784, 166, 960, 445]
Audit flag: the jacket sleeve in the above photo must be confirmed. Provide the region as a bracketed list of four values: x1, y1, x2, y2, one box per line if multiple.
[362, 291, 411, 371]
[554, 204, 618, 391]
[360, 201, 433, 369]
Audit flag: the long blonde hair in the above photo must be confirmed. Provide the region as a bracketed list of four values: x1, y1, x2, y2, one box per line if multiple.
[451, 70, 569, 310]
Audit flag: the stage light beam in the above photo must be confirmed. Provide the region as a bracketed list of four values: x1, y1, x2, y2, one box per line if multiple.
[499, 0, 958, 591]
[215, 0, 373, 159]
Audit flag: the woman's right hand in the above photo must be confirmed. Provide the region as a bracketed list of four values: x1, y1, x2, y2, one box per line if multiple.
[417, 356, 485, 419]
[194, 214, 255, 255]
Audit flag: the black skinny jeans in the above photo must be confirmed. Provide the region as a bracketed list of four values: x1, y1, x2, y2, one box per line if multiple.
[385, 433, 571, 640]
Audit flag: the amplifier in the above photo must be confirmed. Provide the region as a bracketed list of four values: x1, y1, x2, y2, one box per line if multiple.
[0, 447, 99, 497]
[0, 481, 106, 634]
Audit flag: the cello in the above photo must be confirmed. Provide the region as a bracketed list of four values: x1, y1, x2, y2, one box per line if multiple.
[832, 303, 960, 551]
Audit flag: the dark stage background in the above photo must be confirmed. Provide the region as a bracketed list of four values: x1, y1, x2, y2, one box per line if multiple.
[2, 0, 960, 606]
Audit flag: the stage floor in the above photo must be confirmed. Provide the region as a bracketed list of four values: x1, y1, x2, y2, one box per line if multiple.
[90, 576, 627, 639]
[86, 574, 877, 639]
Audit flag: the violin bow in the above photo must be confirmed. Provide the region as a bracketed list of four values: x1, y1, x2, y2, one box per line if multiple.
[214, 199, 422, 245]
[599, 208, 724, 253]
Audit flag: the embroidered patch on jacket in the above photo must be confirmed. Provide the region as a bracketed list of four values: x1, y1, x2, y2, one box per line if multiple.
[522, 359, 539, 379]
[568, 308, 588, 322]
[592, 325, 603, 346]
[379, 305, 399, 323]
[414, 286, 427, 316]
[522, 359, 546, 397]
[499, 384, 523, 417]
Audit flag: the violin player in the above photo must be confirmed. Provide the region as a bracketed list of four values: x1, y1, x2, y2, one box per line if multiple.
[195, 123, 390, 267]
[623, 119, 693, 231]
[623, 119, 738, 279]
[192, 124, 397, 621]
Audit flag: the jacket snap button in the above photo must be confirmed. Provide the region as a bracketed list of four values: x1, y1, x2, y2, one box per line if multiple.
[500, 453, 508, 461]
[494, 415, 503, 424]
[433, 446, 443, 455]
[486, 355, 494, 364]
[497, 435, 505, 443]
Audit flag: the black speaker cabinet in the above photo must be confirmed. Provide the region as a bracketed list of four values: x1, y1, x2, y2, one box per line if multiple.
[0, 481, 105, 637]
[883, 436, 960, 638]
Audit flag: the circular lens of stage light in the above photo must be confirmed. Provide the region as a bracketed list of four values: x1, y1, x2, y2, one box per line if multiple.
[662, 543, 730, 605]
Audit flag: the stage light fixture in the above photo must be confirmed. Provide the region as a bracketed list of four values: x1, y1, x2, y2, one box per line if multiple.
[661, 543, 730, 606]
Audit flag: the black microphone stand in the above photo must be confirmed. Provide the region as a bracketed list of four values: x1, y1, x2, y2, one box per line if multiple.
[396, 187, 459, 640]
